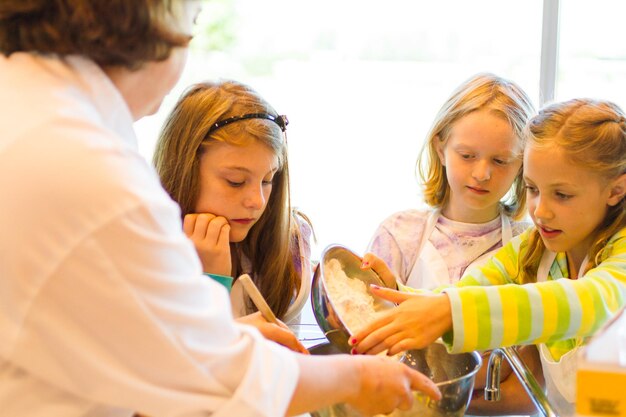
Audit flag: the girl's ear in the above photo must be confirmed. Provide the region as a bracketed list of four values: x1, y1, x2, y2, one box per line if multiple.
[434, 135, 446, 166]
[607, 173, 626, 206]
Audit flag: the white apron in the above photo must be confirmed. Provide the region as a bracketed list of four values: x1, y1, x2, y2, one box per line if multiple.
[230, 227, 312, 324]
[536, 250, 588, 417]
[405, 210, 512, 289]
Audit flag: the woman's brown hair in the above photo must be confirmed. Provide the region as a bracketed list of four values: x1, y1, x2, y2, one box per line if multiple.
[0, 0, 191, 69]
[520, 98, 626, 283]
[154, 80, 302, 319]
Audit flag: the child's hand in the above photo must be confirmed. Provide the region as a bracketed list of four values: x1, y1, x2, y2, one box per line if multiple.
[183, 213, 231, 276]
[361, 252, 398, 289]
[350, 287, 452, 356]
[236, 312, 309, 354]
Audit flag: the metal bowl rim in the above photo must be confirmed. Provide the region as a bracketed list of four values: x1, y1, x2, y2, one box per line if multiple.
[416, 346, 483, 388]
[317, 244, 389, 335]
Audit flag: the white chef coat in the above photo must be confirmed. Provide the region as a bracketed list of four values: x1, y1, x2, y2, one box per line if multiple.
[0, 53, 298, 417]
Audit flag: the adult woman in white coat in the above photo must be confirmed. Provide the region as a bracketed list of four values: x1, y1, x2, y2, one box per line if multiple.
[0, 1, 440, 416]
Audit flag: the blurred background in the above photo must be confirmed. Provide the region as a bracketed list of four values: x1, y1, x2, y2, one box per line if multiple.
[135, 0, 626, 258]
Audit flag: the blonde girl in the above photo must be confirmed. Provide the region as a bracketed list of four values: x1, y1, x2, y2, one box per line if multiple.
[154, 80, 313, 324]
[367, 73, 535, 290]
[353, 98, 626, 417]
[366, 73, 539, 415]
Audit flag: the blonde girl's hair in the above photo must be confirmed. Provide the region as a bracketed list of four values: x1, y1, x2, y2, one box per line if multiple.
[153, 80, 300, 319]
[418, 73, 535, 220]
[520, 98, 626, 283]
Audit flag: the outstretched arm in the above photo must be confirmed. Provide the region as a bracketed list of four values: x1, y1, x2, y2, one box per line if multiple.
[351, 287, 452, 356]
[287, 353, 441, 416]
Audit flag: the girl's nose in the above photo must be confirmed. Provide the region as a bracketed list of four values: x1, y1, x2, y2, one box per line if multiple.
[532, 196, 553, 221]
[244, 185, 265, 209]
[472, 160, 491, 181]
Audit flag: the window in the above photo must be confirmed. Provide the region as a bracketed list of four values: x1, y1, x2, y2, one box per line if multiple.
[141, 0, 620, 256]
[556, 0, 626, 105]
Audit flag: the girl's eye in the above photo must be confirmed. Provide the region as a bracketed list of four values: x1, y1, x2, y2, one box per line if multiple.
[460, 153, 473, 160]
[524, 185, 538, 194]
[555, 191, 573, 200]
[493, 158, 508, 166]
[262, 179, 274, 186]
[227, 180, 244, 187]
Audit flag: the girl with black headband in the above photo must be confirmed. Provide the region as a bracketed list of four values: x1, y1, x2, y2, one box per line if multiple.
[154, 80, 314, 349]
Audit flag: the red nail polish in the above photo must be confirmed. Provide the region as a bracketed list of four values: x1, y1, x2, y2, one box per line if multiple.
[350, 337, 357, 345]
[350, 348, 357, 355]
[371, 284, 380, 290]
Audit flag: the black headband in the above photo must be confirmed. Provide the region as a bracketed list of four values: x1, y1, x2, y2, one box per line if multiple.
[207, 113, 289, 135]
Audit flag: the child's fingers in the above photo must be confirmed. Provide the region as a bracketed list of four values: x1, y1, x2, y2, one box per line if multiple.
[369, 285, 413, 304]
[193, 214, 214, 239]
[184, 213, 218, 239]
[216, 221, 231, 248]
[350, 313, 396, 352]
[266, 325, 310, 354]
[205, 216, 229, 244]
[361, 252, 398, 288]
[182, 214, 198, 237]
[388, 338, 420, 357]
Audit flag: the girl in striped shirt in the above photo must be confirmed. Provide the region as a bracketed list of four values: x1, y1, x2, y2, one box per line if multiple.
[352, 98, 626, 417]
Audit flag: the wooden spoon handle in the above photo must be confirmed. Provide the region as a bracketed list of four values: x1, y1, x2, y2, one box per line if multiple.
[238, 274, 279, 324]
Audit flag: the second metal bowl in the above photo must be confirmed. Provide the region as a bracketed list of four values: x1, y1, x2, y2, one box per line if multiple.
[309, 341, 482, 417]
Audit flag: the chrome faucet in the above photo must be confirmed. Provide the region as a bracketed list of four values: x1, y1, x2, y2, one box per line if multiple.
[484, 346, 557, 417]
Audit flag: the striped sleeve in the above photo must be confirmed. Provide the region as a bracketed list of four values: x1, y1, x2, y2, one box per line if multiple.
[442, 228, 626, 355]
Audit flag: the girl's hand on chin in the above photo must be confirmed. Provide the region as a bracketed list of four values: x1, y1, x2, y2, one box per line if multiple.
[350, 287, 452, 356]
[183, 213, 232, 276]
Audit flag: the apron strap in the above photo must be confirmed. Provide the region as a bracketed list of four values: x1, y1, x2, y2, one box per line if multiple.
[408, 210, 512, 285]
[416, 210, 512, 260]
[415, 209, 440, 258]
[500, 212, 513, 244]
[537, 249, 589, 282]
[537, 250, 557, 282]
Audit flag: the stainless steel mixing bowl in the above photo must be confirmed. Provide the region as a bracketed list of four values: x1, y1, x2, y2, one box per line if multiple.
[309, 342, 482, 417]
[311, 244, 395, 353]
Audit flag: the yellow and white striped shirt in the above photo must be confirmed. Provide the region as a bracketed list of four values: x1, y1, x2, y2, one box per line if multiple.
[439, 227, 626, 358]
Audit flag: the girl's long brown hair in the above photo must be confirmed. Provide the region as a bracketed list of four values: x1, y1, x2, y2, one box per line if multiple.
[520, 98, 626, 283]
[153, 80, 300, 319]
